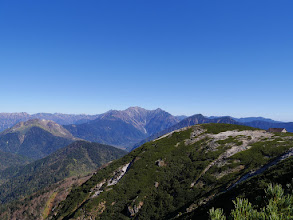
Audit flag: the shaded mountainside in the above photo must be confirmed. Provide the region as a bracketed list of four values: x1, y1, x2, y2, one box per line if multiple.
[0, 175, 92, 220]
[0, 119, 78, 160]
[0, 113, 100, 132]
[179, 155, 293, 219]
[244, 120, 293, 132]
[0, 150, 31, 171]
[64, 118, 146, 149]
[129, 114, 240, 151]
[233, 116, 281, 123]
[65, 107, 180, 149]
[53, 124, 293, 220]
[0, 141, 126, 205]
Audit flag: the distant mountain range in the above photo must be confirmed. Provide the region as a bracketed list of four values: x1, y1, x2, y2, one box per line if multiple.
[0, 112, 100, 132]
[208, 116, 282, 123]
[0, 114, 292, 219]
[64, 107, 180, 149]
[0, 107, 292, 152]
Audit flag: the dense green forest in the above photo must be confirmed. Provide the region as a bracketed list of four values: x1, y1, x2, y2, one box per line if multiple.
[0, 141, 126, 205]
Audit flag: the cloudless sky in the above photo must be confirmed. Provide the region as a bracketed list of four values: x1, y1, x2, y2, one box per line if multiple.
[0, 0, 292, 121]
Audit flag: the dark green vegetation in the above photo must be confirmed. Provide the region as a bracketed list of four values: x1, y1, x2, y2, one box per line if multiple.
[0, 119, 77, 159]
[0, 141, 126, 205]
[209, 183, 293, 219]
[53, 124, 293, 219]
[0, 150, 31, 171]
[201, 123, 259, 134]
[65, 107, 180, 149]
[0, 175, 92, 220]
[182, 156, 293, 219]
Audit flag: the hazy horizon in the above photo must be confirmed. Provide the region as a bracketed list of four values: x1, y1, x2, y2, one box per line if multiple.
[0, 106, 292, 123]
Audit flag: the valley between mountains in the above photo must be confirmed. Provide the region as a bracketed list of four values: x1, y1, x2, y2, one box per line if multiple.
[0, 107, 292, 219]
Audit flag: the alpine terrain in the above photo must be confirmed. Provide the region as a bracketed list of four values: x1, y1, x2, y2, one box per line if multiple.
[51, 123, 293, 219]
[0, 141, 126, 219]
[0, 119, 78, 160]
[64, 107, 180, 149]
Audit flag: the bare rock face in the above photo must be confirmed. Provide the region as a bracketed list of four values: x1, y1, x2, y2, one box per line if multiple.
[128, 201, 144, 217]
[155, 159, 166, 167]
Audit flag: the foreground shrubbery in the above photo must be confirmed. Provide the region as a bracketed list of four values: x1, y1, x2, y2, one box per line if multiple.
[210, 183, 293, 220]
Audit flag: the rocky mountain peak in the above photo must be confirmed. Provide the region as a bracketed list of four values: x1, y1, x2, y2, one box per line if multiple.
[2, 119, 74, 139]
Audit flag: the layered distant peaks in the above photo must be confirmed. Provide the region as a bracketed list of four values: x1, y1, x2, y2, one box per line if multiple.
[65, 107, 180, 148]
[99, 107, 179, 135]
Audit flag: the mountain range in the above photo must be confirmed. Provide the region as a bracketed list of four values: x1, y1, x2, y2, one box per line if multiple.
[0, 112, 100, 132]
[64, 107, 180, 149]
[1, 108, 292, 152]
[0, 109, 291, 219]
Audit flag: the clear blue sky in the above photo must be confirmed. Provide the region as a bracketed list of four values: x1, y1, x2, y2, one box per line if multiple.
[0, 0, 292, 121]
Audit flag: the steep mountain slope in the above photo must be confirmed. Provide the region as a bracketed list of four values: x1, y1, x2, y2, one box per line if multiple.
[0, 119, 78, 159]
[65, 107, 180, 148]
[0, 141, 126, 205]
[0, 112, 100, 132]
[0, 175, 92, 220]
[53, 124, 293, 220]
[0, 150, 31, 171]
[129, 114, 240, 151]
[179, 154, 293, 219]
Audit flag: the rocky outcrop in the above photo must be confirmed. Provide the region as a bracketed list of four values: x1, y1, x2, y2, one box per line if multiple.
[91, 163, 131, 198]
[128, 201, 144, 217]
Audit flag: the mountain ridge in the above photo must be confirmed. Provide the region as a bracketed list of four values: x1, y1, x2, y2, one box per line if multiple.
[0, 119, 78, 159]
[0, 140, 126, 205]
[52, 123, 293, 219]
[129, 114, 240, 151]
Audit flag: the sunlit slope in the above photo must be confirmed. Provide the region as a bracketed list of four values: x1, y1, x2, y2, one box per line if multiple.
[54, 124, 293, 219]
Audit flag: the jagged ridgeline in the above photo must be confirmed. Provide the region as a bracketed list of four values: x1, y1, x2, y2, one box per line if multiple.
[53, 124, 293, 219]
